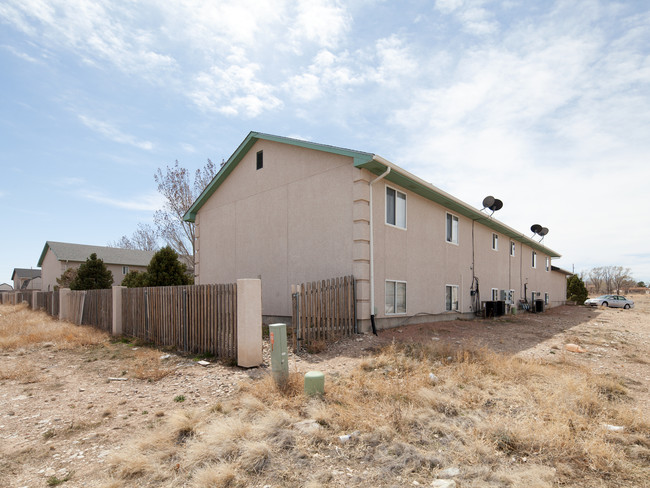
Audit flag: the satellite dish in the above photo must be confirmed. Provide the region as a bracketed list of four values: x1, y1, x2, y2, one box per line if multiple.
[531, 224, 542, 234]
[482, 196, 495, 209]
[538, 227, 549, 236]
[490, 199, 503, 212]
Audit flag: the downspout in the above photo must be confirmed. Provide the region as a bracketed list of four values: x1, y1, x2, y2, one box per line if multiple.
[369, 165, 391, 336]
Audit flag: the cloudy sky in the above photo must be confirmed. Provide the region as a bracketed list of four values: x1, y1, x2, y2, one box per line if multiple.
[1, 0, 649, 286]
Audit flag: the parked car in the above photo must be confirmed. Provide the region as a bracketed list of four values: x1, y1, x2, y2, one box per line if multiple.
[584, 295, 634, 309]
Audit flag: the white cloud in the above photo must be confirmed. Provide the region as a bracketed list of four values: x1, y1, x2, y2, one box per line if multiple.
[434, 0, 498, 35]
[78, 115, 154, 150]
[288, 0, 351, 51]
[77, 190, 163, 211]
[191, 63, 282, 117]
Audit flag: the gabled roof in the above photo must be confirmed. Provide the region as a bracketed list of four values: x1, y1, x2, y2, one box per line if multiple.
[184, 131, 561, 258]
[37, 241, 155, 267]
[551, 265, 573, 276]
[11, 268, 41, 280]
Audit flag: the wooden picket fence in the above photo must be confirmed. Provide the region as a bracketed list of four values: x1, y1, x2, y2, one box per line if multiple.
[122, 284, 237, 358]
[291, 275, 356, 351]
[33, 291, 60, 317]
[64, 289, 113, 332]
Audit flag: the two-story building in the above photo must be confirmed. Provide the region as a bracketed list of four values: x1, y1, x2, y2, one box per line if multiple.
[183, 132, 568, 331]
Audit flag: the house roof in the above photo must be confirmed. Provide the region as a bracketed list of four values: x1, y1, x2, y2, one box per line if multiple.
[11, 268, 41, 280]
[37, 241, 156, 268]
[184, 131, 561, 258]
[0, 283, 13, 290]
[551, 265, 573, 276]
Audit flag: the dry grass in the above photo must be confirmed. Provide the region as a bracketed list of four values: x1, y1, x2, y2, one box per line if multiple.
[101, 341, 650, 487]
[0, 303, 107, 350]
[127, 348, 175, 381]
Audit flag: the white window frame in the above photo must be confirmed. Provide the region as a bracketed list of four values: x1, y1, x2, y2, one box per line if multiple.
[544, 292, 549, 305]
[385, 280, 407, 315]
[545, 257, 550, 272]
[446, 213, 459, 245]
[492, 233, 499, 251]
[532, 251, 537, 268]
[122, 266, 129, 275]
[491, 288, 499, 301]
[445, 284, 459, 312]
[510, 241, 516, 257]
[509, 289, 515, 304]
[385, 186, 407, 229]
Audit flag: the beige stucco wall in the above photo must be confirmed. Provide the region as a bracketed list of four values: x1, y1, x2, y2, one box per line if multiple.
[40, 249, 146, 290]
[195, 140, 355, 317]
[371, 179, 564, 324]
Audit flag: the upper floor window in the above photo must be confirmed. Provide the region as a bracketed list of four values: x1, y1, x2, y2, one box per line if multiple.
[545, 257, 550, 272]
[446, 213, 459, 244]
[386, 187, 406, 229]
[532, 251, 537, 268]
[256, 150, 263, 170]
[492, 233, 499, 250]
[510, 241, 516, 257]
[122, 266, 129, 275]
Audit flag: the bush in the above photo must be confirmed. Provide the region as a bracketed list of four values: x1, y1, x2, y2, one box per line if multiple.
[567, 275, 588, 303]
[146, 246, 191, 287]
[70, 253, 113, 290]
[121, 270, 148, 288]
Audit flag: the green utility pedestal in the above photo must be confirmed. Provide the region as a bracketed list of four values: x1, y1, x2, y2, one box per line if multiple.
[269, 323, 289, 385]
[304, 371, 325, 396]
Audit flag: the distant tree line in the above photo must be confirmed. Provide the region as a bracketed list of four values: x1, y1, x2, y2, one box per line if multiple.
[582, 266, 637, 295]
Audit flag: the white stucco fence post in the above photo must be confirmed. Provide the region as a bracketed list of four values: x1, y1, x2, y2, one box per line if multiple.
[32, 290, 38, 310]
[59, 288, 71, 321]
[112, 286, 125, 336]
[236, 279, 263, 368]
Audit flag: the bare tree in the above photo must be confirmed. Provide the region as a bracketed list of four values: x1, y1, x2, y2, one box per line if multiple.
[153, 159, 216, 271]
[109, 223, 159, 251]
[610, 266, 632, 294]
[588, 267, 604, 294]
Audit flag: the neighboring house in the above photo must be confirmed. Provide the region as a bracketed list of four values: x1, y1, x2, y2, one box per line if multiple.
[11, 268, 42, 291]
[184, 132, 568, 331]
[37, 242, 156, 291]
[0, 283, 13, 291]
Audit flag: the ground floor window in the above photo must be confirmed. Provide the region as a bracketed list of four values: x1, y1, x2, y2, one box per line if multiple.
[385, 280, 406, 314]
[122, 266, 129, 275]
[491, 288, 499, 301]
[545, 292, 549, 305]
[445, 285, 459, 311]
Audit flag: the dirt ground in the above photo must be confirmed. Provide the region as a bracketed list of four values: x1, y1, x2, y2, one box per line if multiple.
[1, 295, 648, 487]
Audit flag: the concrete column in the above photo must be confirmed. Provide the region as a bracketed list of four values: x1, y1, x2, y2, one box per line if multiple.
[236, 278, 263, 368]
[59, 288, 71, 321]
[112, 286, 125, 336]
[353, 171, 371, 326]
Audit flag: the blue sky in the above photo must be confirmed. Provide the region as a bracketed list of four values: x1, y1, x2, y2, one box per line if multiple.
[1, 0, 649, 286]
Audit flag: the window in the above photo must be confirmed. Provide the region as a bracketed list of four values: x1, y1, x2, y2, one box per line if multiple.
[386, 187, 406, 228]
[544, 292, 549, 305]
[509, 289, 515, 303]
[385, 280, 406, 314]
[532, 251, 537, 268]
[122, 266, 129, 275]
[491, 288, 499, 301]
[510, 241, 516, 257]
[445, 285, 459, 311]
[545, 257, 550, 272]
[256, 150, 263, 170]
[446, 213, 459, 244]
[492, 233, 499, 250]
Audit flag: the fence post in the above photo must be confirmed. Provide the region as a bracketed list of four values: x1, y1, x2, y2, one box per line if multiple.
[112, 286, 125, 336]
[32, 290, 38, 310]
[236, 278, 262, 368]
[59, 288, 70, 321]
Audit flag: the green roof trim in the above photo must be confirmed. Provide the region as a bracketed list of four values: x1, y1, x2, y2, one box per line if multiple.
[183, 131, 374, 222]
[183, 131, 560, 259]
[355, 158, 561, 258]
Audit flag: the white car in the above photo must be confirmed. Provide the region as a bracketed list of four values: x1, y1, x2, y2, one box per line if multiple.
[584, 295, 634, 309]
